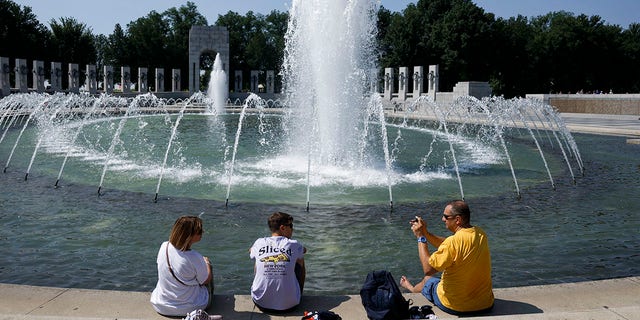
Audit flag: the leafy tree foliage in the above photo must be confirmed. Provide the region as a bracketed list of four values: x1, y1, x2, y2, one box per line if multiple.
[215, 10, 288, 91]
[2, 0, 640, 96]
[0, 0, 51, 61]
[49, 17, 96, 66]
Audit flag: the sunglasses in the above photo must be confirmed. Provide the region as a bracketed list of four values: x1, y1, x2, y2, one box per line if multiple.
[443, 214, 458, 220]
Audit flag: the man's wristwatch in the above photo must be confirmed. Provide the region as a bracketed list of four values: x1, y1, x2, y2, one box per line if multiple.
[417, 236, 427, 243]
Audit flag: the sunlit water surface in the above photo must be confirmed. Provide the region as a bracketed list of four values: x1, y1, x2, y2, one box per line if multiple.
[0, 130, 638, 294]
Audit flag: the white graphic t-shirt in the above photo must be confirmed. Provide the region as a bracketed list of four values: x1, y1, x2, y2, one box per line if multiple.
[250, 236, 304, 310]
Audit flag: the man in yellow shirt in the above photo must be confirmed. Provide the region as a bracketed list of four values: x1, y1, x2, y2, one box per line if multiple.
[400, 200, 494, 315]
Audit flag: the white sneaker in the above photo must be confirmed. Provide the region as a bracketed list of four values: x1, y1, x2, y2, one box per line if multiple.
[184, 309, 223, 320]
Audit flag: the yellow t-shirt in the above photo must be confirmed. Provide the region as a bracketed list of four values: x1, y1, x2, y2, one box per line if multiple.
[428, 226, 494, 312]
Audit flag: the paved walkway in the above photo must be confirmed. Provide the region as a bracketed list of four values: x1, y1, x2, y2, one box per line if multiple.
[561, 113, 640, 138]
[2, 112, 638, 320]
[1, 277, 638, 319]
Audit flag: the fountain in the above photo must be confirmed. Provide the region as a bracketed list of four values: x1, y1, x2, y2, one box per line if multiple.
[0, 0, 638, 296]
[206, 53, 228, 114]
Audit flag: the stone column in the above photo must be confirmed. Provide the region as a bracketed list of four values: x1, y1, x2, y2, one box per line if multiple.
[383, 67, 394, 101]
[172, 69, 181, 92]
[68, 63, 79, 93]
[266, 70, 275, 94]
[138, 67, 148, 92]
[155, 68, 164, 92]
[369, 68, 379, 94]
[15, 59, 28, 93]
[398, 67, 408, 101]
[413, 66, 424, 98]
[103, 65, 114, 93]
[234, 70, 242, 92]
[32, 60, 45, 92]
[1, 57, 11, 96]
[86, 65, 97, 94]
[50, 62, 62, 92]
[427, 64, 439, 101]
[121, 66, 131, 93]
[250, 70, 259, 93]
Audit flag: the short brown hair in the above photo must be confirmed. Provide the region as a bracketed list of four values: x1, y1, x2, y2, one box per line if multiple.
[169, 216, 203, 251]
[268, 211, 293, 233]
[447, 200, 471, 223]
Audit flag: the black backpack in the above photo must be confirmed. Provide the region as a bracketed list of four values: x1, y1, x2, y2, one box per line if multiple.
[360, 270, 411, 320]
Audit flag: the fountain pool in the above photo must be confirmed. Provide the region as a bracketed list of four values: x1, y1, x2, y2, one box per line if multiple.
[0, 0, 638, 295]
[0, 93, 638, 294]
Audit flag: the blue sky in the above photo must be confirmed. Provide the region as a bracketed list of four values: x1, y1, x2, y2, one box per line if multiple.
[16, 0, 640, 36]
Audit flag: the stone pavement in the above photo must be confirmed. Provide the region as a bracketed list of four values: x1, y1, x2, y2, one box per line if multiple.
[1, 112, 638, 320]
[0, 276, 638, 320]
[560, 113, 640, 138]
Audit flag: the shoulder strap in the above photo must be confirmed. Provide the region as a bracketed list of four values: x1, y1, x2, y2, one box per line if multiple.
[166, 243, 188, 286]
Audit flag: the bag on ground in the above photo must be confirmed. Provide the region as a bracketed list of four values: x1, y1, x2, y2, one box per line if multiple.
[301, 310, 342, 320]
[359, 270, 410, 320]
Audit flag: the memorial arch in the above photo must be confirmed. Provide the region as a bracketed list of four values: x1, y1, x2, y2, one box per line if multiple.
[188, 25, 229, 93]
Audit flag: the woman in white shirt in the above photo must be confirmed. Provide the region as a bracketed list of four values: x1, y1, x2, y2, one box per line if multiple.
[150, 216, 213, 316]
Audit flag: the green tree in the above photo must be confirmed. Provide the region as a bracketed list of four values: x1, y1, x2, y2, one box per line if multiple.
[620, 23, 640, 92]
[488, 15, 537, 97]
[0, 0, 51, 61]
[378, 6, 419, 68]
[49, 17, 96, 66]
[164, 1, 208, 88]
[126, 11, 169, 68]
[216, 10, 288, 91]
[528, 11, 626, 94]
[100, 23, 131, 68]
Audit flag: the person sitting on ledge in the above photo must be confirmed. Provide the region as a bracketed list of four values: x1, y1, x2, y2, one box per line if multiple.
[249, 211, 306, 312]
[400, 200, 494, 316]
[150, 216, 214, 316]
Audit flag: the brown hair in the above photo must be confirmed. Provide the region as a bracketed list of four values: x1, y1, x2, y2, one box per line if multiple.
[169, 216, 203, 251]
[268, 211, 293, 233]
[447, 200, 471, 223]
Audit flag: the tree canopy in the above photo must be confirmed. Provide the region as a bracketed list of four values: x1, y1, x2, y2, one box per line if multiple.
[1, 0, 639, 96]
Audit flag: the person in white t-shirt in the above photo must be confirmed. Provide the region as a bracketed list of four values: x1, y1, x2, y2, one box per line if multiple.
[150, 216, 214, 316]
[250, 211, 306, 312]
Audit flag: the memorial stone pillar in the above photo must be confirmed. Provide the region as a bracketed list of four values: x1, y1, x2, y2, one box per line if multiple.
[383, 67, 394, 101]
[68, 63, 79, 93]
[121, 66, 131, 93]
[103, 65, 114, 93]
[427, 65, 439, 101]
[32, 60, 45, 92]
[138, 67, 148, 92]
[250, 70, 259, 93]
[1, 57, 10, 96]
[234, 70, 242, 92]
[369, 68, 379, 94]
[172, 69, 181, 92]
[266, 70, 275, 94]
[15, 59, 28, 93]
[86, 65, 97, 94]
[413, 66, 424, 98]
[50, 62, 62, 92]
[398, 67, 408, 101]
[155, 68, 164, 92]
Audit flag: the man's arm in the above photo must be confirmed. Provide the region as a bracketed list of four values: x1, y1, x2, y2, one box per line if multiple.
[418, 240, 438, 275]
[425, 231, 446, 248]
[412, 216, 439, 275]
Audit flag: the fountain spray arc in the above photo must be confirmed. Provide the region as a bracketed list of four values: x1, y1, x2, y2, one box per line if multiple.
[206, 53, 228, 114]
[281, 0, 394, 209]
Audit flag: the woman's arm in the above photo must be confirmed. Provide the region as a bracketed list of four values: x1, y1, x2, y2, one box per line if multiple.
[202, 256, 212, 285]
